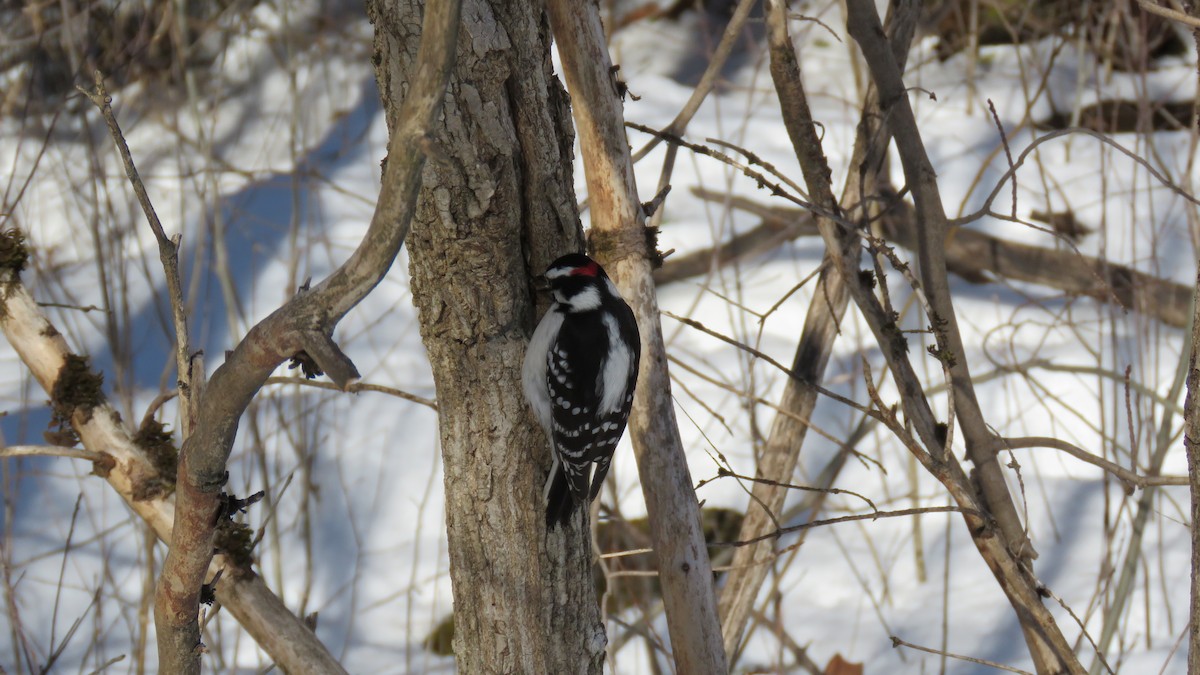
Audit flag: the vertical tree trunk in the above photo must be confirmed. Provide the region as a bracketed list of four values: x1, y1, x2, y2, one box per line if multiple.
[367, 1, 604, 672]
[545, 1, 728, 672]
[1184, 304, 1200, 671]
[1182, 12, 1200, 674]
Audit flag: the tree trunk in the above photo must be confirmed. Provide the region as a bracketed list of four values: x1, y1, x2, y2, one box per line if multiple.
[367, 1, 604, 672]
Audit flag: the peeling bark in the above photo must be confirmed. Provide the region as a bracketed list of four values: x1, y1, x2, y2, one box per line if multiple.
[546, 1, 728, 671]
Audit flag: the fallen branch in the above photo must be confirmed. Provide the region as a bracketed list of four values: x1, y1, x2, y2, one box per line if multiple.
[682, 187, 1193, 328]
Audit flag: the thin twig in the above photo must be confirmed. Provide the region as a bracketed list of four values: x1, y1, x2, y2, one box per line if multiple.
[950, 127, 1200, 228]
[707, 137, 809, 201]
[76, 71, 195, 436]
[600, 547, 655, 560]
[713, 506, 973, 549]
[264, 376, 437, 410]
[1038, 583, 1116, 675]
[36, 302, 105, 313]
[986, 99, 1017, 218]
[660, 310, 876, 419]
[85, 653, 128, 674]
[626, 121, 827, 219]
[890, 635, 1034, 674]
[140, 391, 179, 430]
[1137, 0, 1200, 28]
[998, 437, 1188, 489]
[666, 354, 881, 469]
[696, 468, 877, 512]
[629, 0, 759, 164]
[749, 607, 825, 675]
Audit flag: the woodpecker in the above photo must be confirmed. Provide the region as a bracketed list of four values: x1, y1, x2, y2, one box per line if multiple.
[522, 253, 641, 528]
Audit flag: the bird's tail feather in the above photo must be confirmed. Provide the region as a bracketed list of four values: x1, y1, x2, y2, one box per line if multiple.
[545, 463, 578, 529]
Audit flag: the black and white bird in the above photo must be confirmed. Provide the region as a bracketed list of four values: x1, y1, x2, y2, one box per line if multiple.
[522, 253, 641, 528]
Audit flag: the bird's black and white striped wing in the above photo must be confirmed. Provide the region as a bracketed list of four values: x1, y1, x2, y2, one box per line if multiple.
[547, 317, 637, 497]
[546, 326, 603, 503]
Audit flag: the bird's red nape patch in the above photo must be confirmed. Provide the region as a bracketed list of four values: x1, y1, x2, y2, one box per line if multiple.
[570, 260, 600, 277]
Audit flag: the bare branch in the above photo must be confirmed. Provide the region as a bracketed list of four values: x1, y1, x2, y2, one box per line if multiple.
[546, 1, 728, 671]
[296, 330, 361, 390]
[140, 390, 179, 430]
[716, 0, 919, 662]
[715, 506, 974, 550]
[660, 310, 876, 419]
[949, 126, 1200, 227]
[890, 635, 1034, 675]
[0, 275, 346, 672]
[998, 436, 1188, 489]
[1137, 0, 1200, 28]
[264, 376, 437, 410]
[629, 0, 758, 164]
[845, 1, 1084, 669]
[151, 1, 462, 671]
[848, 0, 1034, 562]
[77, 71, 196, 438]
[1186, 123, 1200, 670]
[697, 468, 877, 513]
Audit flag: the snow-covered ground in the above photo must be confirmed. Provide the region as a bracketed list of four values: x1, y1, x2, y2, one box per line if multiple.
[1, 1, 1196, 672]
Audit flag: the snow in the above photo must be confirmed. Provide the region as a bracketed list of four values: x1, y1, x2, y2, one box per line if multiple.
[1, 2, 1196, 673]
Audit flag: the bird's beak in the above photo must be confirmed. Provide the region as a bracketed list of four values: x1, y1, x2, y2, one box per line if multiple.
[532, 274, 550, 293]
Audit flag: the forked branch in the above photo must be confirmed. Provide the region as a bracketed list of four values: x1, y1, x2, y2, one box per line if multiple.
[0, 276, 346, 672]
[844, 0, 1083, 670]
[147, 0, 463, 671]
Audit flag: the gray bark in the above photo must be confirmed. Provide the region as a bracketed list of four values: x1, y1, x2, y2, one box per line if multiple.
[368, 0, 605, 672]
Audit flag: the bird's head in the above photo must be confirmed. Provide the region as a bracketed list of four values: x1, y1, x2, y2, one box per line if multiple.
[542, 253, 611, 312]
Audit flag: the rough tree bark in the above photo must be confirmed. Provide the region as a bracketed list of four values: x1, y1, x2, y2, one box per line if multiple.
[368, 0, 605, 672]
